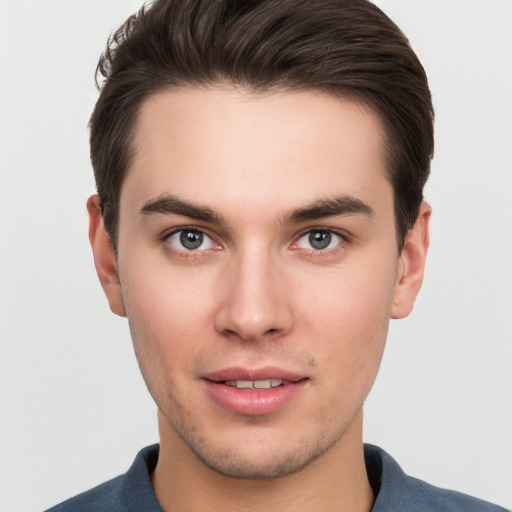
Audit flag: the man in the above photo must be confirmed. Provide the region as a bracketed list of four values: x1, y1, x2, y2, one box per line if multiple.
[46, 0, 507, 510]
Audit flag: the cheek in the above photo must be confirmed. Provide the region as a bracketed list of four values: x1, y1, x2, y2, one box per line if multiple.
[122, 258, 216, 329]
[119, 262, 219, 380]
[119, 271, 214, 417]
[300, 257, 397, 379]
[304, 262, 395, 336]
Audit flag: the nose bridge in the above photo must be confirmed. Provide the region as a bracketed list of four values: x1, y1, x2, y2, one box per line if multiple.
[215, 243, 292, 341]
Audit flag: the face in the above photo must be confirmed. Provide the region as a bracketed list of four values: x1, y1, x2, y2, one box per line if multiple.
[90, 87, 428, 479]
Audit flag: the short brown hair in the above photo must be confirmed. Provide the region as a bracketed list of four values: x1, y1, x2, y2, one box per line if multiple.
[90, 0, 434, 250]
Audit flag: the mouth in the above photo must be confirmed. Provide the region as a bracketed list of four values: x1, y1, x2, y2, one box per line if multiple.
[202, 367, 309, 416]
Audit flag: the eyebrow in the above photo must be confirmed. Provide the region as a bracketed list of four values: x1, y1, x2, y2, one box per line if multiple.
[283, 195, 374, 224]
[139, 193, 373, 225]
[140, 194, 224, 223]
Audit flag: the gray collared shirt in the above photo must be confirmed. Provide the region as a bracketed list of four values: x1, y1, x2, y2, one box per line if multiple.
[46, 444, 508, 511]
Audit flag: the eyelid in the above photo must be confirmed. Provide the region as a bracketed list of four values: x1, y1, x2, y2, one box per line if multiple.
[304, 225, 351, 239]
[162, 224, 213, 240]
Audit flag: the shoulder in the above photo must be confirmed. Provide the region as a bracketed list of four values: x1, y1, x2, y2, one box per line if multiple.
[44, 444, 162, 512]
[398, 473, 508, 512]
[44, 475, 125, 512]
[365, 444, 508, 512]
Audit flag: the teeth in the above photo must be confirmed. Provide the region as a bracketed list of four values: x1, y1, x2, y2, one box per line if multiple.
[254, 379, 284, 389]
[235, 380, 253, 389]
[224, 379, 285, 389]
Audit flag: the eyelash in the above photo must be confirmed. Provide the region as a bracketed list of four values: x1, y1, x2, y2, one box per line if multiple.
[161, 226, 349, 259]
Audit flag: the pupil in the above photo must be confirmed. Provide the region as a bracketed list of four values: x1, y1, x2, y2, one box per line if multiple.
[309, 231, 331, 250]
[180, 230, 203, 250]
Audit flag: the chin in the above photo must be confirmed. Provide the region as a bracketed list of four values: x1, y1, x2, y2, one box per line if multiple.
[193, 446, 323, 480]
[178, 425, 343, 480]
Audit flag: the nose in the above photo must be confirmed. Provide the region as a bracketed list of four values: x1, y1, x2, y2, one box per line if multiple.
[214, 249, 294, 342]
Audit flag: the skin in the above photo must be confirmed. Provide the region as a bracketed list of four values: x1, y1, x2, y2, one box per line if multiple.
[88, 87, 430, 512]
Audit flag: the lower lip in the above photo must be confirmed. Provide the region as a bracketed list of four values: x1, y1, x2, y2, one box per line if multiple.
[202, 380, 308, 416]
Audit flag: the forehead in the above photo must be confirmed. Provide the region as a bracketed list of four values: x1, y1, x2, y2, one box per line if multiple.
[122, 86, 391, 220]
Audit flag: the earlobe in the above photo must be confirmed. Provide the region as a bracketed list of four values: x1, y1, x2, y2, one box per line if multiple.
[391, 201, 431, 319]
[87, 195, 126, 317]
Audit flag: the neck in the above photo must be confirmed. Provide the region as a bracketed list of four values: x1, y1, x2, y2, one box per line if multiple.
[151, 411, 374, 512]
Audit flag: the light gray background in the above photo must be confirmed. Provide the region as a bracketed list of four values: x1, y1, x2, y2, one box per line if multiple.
[1, 1, 511, 511]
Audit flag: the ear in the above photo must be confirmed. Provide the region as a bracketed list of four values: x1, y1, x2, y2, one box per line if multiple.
[87, 195, 126, 317]
[391, 201, 431, 319]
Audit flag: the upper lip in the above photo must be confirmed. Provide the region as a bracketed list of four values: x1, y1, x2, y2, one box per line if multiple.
[202, 366, 307, 383]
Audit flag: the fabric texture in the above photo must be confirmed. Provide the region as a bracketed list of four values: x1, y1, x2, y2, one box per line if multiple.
[45, 444, 508, 511]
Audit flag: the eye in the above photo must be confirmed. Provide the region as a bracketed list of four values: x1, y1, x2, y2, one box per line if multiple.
[295, 230, 344, 251]
[166, 229, 216, 251]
